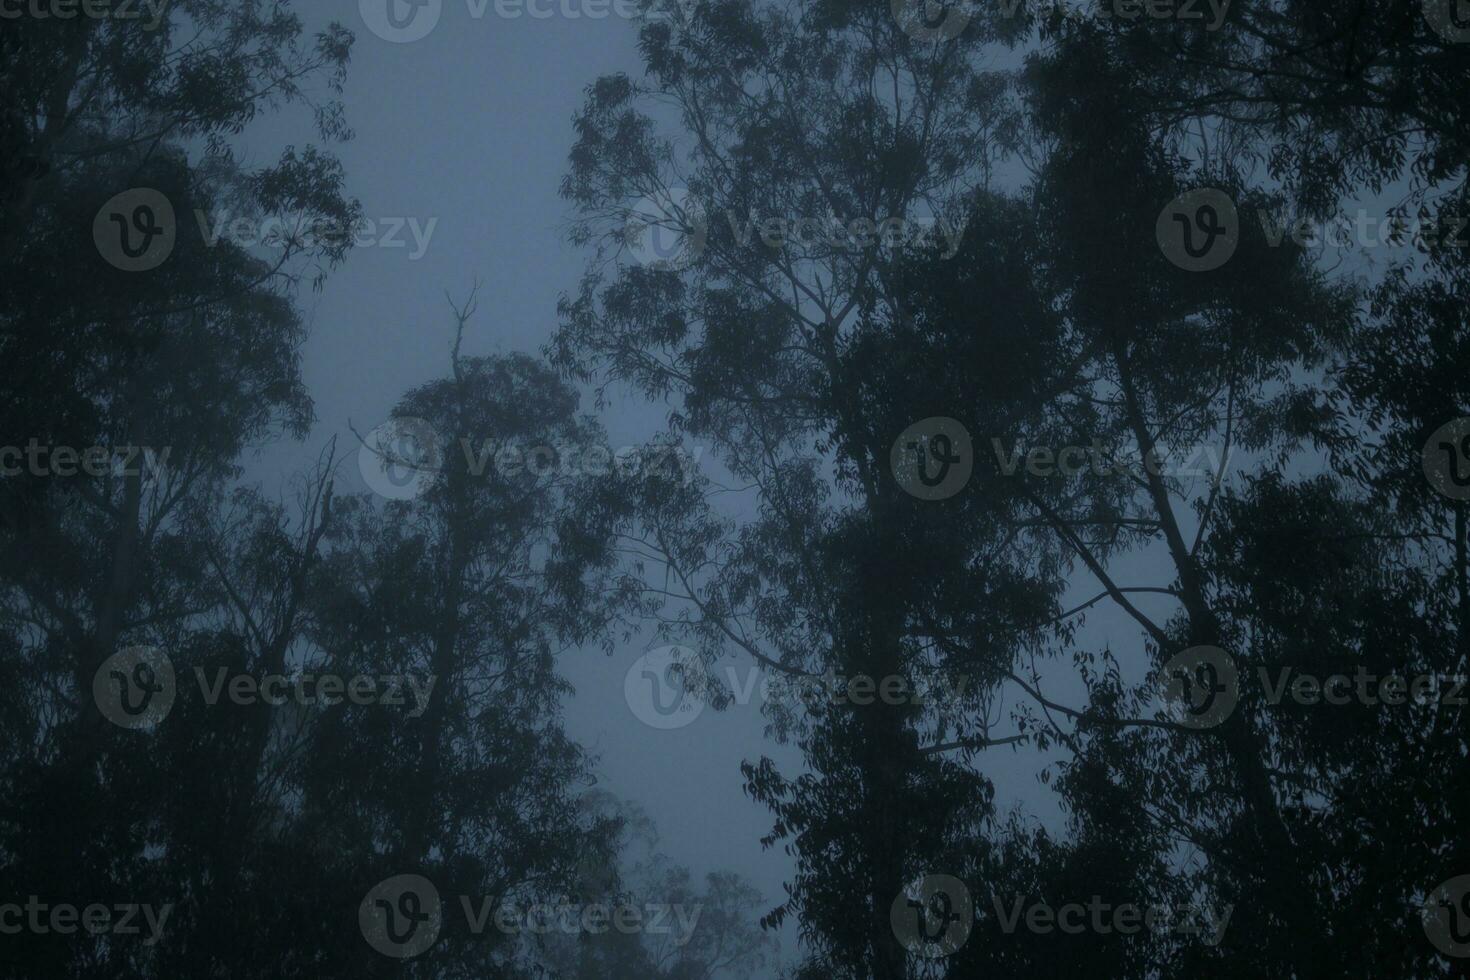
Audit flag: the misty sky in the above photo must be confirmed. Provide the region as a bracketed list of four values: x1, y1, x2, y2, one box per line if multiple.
[233, 2, 814, 967]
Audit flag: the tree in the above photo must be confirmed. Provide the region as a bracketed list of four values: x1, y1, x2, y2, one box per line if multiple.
[555, 2, 1062, 975]
[0, 3, 359, 975]
[557, 1, 1468, 976]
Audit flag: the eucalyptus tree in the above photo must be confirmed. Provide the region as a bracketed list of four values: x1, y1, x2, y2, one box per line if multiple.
[990, 9, 1470, 975]
[554, 2, 1072, 975]
[0, 3, 356, 976]
[300, 297, 637, 978]
[556, 0, 1468, 976]
[0, 0, 354, 263]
